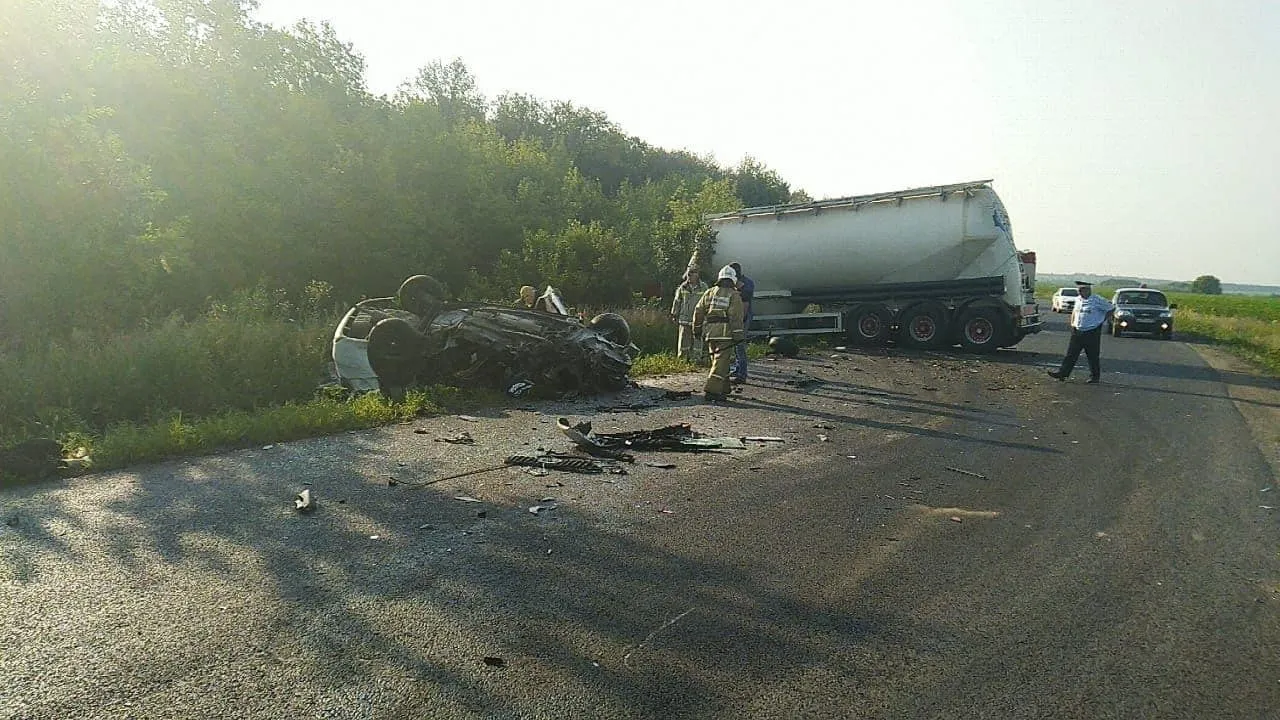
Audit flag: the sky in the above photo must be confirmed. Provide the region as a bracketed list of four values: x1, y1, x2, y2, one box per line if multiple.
[253, 0, 1280, 285]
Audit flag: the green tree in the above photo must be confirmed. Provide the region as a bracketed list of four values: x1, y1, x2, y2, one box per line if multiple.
[732, 155, 791, 207]
[1190, 275, 1223, 294]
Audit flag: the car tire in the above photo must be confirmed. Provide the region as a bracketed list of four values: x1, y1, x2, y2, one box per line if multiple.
[397, 275, 447, 321]
[588, 312, 632, 347]
[367, 317, 429, 393]
[957, 306, 1007, 353]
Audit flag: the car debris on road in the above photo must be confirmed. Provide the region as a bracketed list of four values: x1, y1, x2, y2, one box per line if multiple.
[558, 418, 747, 454]
[506, 453, 627, 475]
[294, 489, 315, 512]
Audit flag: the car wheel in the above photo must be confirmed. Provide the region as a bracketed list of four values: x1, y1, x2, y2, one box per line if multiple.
[897, 303, 948, 350]
[588, 312, 632, 346]
[397, 275, 447, 321]
[367, 317, 428, 393]
[957, 306, 1007, 353]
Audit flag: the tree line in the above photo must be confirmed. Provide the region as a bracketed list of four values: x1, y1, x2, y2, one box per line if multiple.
[0, 0, 804, 353]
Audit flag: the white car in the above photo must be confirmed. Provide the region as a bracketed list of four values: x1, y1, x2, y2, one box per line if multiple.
[1050, 287, 1079, 313]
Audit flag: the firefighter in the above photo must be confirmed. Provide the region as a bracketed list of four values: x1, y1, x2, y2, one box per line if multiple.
[691, 265, 746, 401]
[670, 267, 708, 363]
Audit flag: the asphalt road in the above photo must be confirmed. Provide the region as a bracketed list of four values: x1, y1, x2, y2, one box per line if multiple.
[3, 310, 1279, 719]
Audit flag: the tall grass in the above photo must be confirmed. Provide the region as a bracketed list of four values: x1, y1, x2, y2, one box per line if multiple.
[0, 295, 741, 477]
[1179, 310, 1280, 376]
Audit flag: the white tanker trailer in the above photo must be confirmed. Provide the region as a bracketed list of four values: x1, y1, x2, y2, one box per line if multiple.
[693, 180, 1041, 352]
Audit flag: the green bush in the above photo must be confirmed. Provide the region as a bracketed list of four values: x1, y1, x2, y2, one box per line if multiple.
[0, 307, 334, 444]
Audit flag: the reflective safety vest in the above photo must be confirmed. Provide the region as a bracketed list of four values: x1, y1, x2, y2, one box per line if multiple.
[691, 285, 745, 342]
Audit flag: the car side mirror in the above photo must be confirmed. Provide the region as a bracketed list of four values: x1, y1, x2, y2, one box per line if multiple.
[1169, 303, 1178, 309]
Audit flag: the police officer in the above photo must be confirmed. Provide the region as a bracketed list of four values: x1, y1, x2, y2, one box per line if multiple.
[670, 267, 708, 363]
[1049, 280, 1114, 383]
[692, 265, 746, 401]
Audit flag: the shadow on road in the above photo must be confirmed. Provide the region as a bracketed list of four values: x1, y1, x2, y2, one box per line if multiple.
[2, 437, 960, 717]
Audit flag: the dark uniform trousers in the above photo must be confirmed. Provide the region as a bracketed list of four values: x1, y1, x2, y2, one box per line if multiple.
[1059, 326, 1103, 379]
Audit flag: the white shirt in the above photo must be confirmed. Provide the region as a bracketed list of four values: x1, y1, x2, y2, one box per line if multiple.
[1071, 293, 1114, 331]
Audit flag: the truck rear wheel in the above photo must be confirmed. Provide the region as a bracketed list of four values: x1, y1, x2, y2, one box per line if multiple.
[957, 306, 1006, 353]
[898, 304, 948, 350]
[846, 305, 891, 346]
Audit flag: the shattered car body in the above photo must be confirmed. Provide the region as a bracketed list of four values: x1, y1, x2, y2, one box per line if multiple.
[332, 276, 636, 398]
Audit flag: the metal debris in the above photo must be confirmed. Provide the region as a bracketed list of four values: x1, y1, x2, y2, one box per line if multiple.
[558, 418, 742, 453]
[294, 489, 315, 512]
[454, 496, 483, 503]
[505, 453, 627, 475]
[594, 402, 658, 413]
[436, 431, 475, 445]
[743, 436, 785, 443]
[945, 467, 989, 480]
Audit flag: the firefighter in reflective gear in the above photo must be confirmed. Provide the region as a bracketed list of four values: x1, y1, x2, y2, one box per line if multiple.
[670, 267, 708, 363]
[691, 265, 746, 400]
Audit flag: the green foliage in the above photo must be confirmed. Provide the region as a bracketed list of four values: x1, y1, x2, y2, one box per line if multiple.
[1179, 311, 1280, 377]
[0, 0, 810, 464]
[1167, 293, 1280, 321]
[631, 354, 699, 376]
[1190, 275, 1224, 295]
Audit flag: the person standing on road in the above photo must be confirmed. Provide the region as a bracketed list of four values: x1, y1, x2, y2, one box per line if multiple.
[1049, 280, 1114, 383]
[728, 262, 754, 384]
[670, 267, 708, 363]
[692, 265, 746, 401]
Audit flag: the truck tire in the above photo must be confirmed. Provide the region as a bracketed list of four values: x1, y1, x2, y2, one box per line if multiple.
[846, 305, 891, 346]
[957, 306, 1006, 353]
[367, 317, 428, 394]
[898, 304, 948, 350]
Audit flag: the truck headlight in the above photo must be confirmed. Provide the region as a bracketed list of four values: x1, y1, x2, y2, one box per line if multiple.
[1159, 310, 1172, 317]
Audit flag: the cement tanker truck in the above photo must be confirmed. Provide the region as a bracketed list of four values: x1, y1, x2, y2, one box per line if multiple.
[693, 180, 1041, 352]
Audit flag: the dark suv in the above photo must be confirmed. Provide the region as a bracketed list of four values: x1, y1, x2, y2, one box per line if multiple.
[1107, 288, 1177, 339]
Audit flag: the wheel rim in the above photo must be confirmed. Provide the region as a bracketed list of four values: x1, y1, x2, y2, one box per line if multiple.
[858, 314, 881, 338]
[909, 315, 936, 342]
[964, 318, 993, 345]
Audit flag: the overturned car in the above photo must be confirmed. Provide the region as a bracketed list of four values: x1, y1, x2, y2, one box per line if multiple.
[332, 276, 636, 399]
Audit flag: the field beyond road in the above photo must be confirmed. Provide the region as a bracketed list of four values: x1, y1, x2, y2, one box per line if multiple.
[4, 309, 1278, 719]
